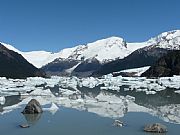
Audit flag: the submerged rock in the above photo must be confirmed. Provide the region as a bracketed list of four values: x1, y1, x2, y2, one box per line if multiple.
[113, 120, 124, 127]
[22, 99, 43, 114]
[19, 124, 30, 128]
[144, 123, 167, 133]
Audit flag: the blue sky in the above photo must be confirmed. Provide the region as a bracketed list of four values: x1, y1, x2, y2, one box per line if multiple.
[0, 0, 180, 52]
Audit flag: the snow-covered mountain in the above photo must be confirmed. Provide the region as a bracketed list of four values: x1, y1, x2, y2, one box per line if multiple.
[1, 37, 149, 68]
[145, 30, 180, 50]
[1, 30, 180, 76]
[1, 43, 60, 68]
[64, 37, 148, 63]
[40, 37, 150, 76]
[94, 30, 180, 76]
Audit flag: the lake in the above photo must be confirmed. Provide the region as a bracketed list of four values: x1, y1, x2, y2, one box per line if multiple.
[0, 76, 180, 135]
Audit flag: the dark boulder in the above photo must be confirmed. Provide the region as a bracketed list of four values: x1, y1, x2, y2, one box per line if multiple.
[22, 99, 43, 114]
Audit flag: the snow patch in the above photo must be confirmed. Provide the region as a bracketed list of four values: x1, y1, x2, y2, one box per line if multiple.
[115, 66, 150, 76]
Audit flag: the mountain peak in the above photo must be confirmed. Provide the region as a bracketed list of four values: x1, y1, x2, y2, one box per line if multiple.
[0, 42, 21, 53]
[156, 30, 180, 41]
[89, 36, 126, 48]
[66, 36, 129, 63]
[146, 30, 180, 50]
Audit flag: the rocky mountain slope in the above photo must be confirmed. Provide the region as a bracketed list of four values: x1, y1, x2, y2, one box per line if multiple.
[93, 47, 170, 76]
[141, 50, 180, 77]
[0, 44, 45, 78]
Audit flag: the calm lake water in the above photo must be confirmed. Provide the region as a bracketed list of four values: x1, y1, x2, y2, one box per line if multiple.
[1, 82, 180, 135]
[0, 107, 180, 135]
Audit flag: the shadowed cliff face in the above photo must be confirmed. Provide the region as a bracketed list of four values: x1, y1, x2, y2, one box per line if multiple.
[0, 44, 45, 79]
[142, 50, 180, 77]
[41, 58, 80, 77]
[42, 57, 102, 77]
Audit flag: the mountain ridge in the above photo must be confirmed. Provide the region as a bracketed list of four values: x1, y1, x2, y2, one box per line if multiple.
[0, 44, 45, 78]
[2, 36, 149, 68]
[1, 30, 180, 77]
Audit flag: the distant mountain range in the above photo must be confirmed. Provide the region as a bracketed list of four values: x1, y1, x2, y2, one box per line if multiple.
[3, 36, 148, 67]
[1, 30, 180, 77]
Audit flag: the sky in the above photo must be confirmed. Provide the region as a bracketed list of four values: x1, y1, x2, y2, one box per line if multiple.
[0, 0, 180, 52]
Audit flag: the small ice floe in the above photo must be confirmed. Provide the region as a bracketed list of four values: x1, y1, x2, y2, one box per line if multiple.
[113, 120, 124, 127]
[2, 104, 21, 115]
[80, 77, 101, 88]
[43, 103, 59, 115]
[0, 96, 5, 105]
[175, 90, 180, 94]
[29, 89, 53, 97]
[125, 95, 135, 102]
[100, 86, 120, 91]
[145, 90, 157, 95]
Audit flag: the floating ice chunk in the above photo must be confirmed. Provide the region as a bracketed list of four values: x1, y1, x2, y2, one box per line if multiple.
[60, 88, 77, 96]
[125, 95, 135, 101]
[175, 90, 180, 94]
[159, 76, 180, 89]
[43, 103, 59, 115]
[128, 102, 152, 113]
[2, 104, 21, 114]
[30, 88, 54, 97]
[85, 99, 98, 104]
[58, 76, 79, 90]
[75, 99, 84, 103]
[0, 77, 7, 80]
[0, 96, 5, 105]
[124, 88, 130, 91]
[100, 86, 120, 91]
[19, 96, 52, 106]
[145, 91, 157, 95]
[156, 104, 180, 124]
[79, 77, 102, 88]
